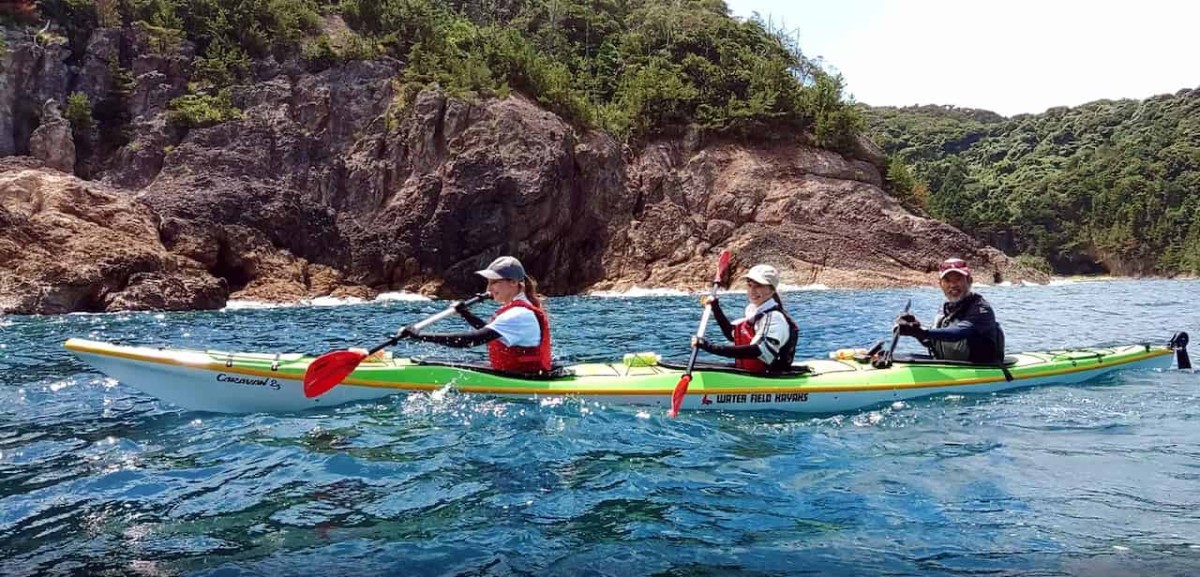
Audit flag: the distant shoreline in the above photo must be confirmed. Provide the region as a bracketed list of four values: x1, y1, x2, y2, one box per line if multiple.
[1050, 274, 1198, 283]
[214, 276, 1199, 310]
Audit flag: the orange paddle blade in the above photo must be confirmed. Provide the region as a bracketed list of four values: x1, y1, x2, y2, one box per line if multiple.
[303, 350, 369, 398]
[669, 374, 691, 417]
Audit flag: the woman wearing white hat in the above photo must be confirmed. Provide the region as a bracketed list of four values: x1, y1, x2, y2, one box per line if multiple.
[692, 264, 799, 373]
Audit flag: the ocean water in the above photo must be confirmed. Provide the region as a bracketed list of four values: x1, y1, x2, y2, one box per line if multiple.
[2, 279, 1198, 576]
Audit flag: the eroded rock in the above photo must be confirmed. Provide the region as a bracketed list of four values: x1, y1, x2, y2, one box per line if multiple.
[0, 161, 226, 314]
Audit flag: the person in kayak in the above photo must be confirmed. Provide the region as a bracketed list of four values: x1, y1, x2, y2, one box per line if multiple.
[896, 258, 1006, 364]
[692, 264, 799, 372]
[402, 256, 553, 373]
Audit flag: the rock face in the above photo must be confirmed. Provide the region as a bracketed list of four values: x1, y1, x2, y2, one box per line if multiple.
[0, 25, 1047, 314]
[27, 99, 74, 172]
[595, 142, 1020, 291]
[0, 26, 71, 158]
[0, 158, 226, 314]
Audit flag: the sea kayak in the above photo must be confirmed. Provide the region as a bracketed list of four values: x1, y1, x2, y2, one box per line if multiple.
[64, 334, 1189, 414]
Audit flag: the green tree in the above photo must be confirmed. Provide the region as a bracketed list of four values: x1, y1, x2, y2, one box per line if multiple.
[63, 91, 93, 129]
[863, 90, 1200, 275]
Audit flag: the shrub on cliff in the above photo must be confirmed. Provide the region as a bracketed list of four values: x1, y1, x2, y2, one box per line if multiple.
[1013, 254, 1052, 276]
[342, 0, 863, 146]
[34, 0, 863, 149]
[165, 89, 242, 129]
[64, 91, 93, 129]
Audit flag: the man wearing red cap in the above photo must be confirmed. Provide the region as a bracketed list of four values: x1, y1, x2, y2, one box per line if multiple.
[896, 258, 1006, 364]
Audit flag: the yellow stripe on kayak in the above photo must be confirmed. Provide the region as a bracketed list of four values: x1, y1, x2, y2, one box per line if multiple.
[63, 338, 1170, 396]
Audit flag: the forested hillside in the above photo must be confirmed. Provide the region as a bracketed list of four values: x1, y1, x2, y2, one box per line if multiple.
[867, 91, 1200, 275]
[15, 0, 862, 147]
[9, 1, 1193, 281]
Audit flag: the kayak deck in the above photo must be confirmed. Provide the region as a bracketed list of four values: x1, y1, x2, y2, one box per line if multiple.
[64, 338, 1179, 414]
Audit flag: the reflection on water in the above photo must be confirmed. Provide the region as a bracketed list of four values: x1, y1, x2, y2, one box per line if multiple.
[1, 279, 1199, 575]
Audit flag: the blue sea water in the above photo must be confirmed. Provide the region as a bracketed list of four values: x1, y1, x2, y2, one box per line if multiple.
[1, 279, 1198, 576]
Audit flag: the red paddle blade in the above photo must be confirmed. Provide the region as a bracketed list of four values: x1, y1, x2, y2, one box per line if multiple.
[669, 374, 692, 417]
[715, 250, 731, 283]
[303, 350, 368, 398]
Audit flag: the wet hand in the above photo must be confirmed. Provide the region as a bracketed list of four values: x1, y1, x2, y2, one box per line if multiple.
[692, 336, 713, 351]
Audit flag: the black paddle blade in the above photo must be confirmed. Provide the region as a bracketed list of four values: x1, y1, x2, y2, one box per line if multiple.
[1170, 332, 1191, 370]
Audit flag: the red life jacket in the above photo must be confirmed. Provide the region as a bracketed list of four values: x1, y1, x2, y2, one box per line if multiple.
[733, 320, 768, 372]
[487, 299, 553, 372]
[732, 307, 799, 373]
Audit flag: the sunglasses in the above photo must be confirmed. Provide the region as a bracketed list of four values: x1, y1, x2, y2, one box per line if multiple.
[939, 259, 969, 272]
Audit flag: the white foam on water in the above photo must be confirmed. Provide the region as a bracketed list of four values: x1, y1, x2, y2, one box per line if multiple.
[778, 283, 830, 292]
[225, 291, 430, 310]
[1050, 276, 1120, 285]
[222, 300, 292, 311]
[305, 296, 367, 307]
[589, 286, 691, 298]
[374, 291, 432, 302]
[587, 282, 832, 298]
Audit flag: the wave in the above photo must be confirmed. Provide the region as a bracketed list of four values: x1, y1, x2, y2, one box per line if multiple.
[1049, 276, 1122, 285]
[306, 295, 367, 307]
[975, 280, 1043, 289]
[222, 296, 362, 310]
[588, 283, 829, 298]
[778, 283, 830, 292]
[718, 283, 829, 294]
[589, 286, 691, 298]
[224, 291, 430, 311]
[223, 300, 292, 310]
[374, 291, 432, 302]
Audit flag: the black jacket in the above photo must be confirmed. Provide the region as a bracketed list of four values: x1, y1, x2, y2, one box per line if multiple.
[923, 292, 1005, 364]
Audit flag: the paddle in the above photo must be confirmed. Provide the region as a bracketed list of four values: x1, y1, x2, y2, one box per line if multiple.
[669, 250, 732, 417]
[872, 299, 912, 369]
[1170, 331, 1191, 370]
[303, 293, 490, 398]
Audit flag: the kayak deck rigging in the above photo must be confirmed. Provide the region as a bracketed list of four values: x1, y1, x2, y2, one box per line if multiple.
[62, 334, 1188, 414]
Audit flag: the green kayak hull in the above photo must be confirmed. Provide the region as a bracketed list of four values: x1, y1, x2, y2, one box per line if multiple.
[63, 337, 1182, 414]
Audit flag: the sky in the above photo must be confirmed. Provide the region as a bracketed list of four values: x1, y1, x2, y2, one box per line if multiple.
[725, 0, 1199, 117]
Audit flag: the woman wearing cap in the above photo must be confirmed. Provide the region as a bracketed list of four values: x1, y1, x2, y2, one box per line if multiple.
[402, 256, 553, 373]
[896, 257, 1005, 364]
[692, 264, 799, 373]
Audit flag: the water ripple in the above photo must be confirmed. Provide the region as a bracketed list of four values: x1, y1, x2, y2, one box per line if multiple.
[2, 279, 1200, 575]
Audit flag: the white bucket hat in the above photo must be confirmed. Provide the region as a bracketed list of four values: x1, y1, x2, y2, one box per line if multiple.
[741, 264, 780, 288]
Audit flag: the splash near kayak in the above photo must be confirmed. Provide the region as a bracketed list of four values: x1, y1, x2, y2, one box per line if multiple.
[64, 334, 1186, 414]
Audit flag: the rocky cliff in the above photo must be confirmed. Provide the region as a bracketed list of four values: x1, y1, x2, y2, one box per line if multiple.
[0, 26, 1043, 314]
